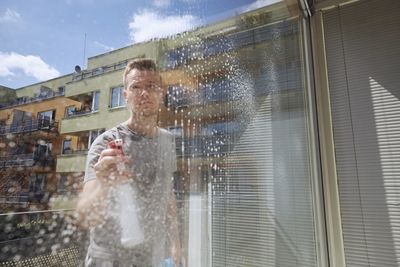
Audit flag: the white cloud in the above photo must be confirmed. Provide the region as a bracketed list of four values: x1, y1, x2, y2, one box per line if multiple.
[129, 10, 199, 43]
[242, 0, 281, 12]
[0, 52, 60, 81]
[0, 8, 21, 23]
[152, 0, 171, 8]
[93, 41, 114, 52]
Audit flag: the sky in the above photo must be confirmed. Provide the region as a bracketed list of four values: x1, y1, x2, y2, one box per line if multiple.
[0, 0, 280, 89]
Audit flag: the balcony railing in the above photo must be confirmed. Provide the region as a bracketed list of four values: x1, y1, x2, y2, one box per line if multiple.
[175, 135, 236, 158]
[0, 195, 29, 204]
[64, 109, 96, 118]
[61, 149, 88, 155]
[71, 60, 128, 82]
[164, 20, 297, 69]
[0, 153, 55, 169]
[0, 119, 58, 136]
[0, 209, 87, 263]
[0, 91, 65, 110]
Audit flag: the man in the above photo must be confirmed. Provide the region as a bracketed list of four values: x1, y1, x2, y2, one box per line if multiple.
[76, 59, 181, 267]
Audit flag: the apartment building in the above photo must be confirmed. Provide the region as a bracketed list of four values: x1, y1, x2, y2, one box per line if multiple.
[0, 75, 80, 212]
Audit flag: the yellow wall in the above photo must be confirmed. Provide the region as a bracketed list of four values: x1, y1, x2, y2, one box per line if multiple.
[0, 96, 81, 155]
[65, 70, 124, 98]
[56, 153, 87, 173]
[60, 108, 130, 134]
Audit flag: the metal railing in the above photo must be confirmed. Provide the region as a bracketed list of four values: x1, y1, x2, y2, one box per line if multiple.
[0, 91, 65, 110]
[61, 149, 88, 155]
[71, 60, 128, 82]
[0, 195, 29, 204]
[0, 119, 58, 136]
[0, 153, 55, 169]
[175, 135, 236, 158]
[0, 209, 87, 263]
[64, 109, 95, 118]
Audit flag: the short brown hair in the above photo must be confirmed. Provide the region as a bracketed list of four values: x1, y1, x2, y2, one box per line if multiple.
[123, 58, 157, 88]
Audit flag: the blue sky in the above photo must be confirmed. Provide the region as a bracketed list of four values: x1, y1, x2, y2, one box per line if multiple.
[0, 0, 279, 89]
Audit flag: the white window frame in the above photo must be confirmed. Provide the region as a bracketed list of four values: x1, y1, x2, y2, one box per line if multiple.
[88, 129, 105, 148]
[110, 85, 125, 108]
[92, 91, 100, 112]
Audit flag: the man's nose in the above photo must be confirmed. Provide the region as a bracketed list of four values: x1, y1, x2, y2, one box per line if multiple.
[139, 89, 149, 98]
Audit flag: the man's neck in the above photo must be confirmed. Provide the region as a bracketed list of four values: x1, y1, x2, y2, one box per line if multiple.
[125, 115, 158, 137]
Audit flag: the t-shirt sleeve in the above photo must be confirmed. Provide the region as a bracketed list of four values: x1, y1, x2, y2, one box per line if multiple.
[83, 132, 114, 184]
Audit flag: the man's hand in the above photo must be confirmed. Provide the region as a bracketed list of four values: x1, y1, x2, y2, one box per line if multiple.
[76, 147, 131, 229]
[94, 148, 130, 185]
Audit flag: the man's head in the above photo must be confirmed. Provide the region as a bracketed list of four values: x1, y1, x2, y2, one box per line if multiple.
[123, 59, 163, 117]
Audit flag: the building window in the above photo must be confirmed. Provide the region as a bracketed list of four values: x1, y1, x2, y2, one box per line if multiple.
[92, 91, 100, 111]
[58, 174, 68, 192]
[57, 86, 65, 95]
[65, 106, 76, 117]
[110, 86, 125, 108]
[89, 129, 105, 148]
[62, 140, 72, 154]
[168, 126, 183, 137]
[38, 110, 56, 122]
[167, 86, 190, 109]
[29, 174, 46, 193]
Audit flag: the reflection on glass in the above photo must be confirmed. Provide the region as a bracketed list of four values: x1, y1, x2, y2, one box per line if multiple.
[159, 4, 317, 267]
[0, 1, 318, 266]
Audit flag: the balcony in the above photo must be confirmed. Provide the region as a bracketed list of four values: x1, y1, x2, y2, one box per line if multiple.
[0, 209, 87, 263]
[65, 108, 94, 118]
[65, 61, 127, 98]
[0, 90, 64, 110]
[61, 113, 101, 134]
[56, 152, 87, 173]
[0, 119, 58, 136]
[71, 60, 128, 82]
[175, 135, 237, 158]
[0, 195, 29, 205]
[0, 153, 55, 169]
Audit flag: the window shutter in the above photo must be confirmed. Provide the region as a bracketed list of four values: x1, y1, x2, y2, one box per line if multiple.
[211, 18, 318, 267]
[323, 0, 400, 265]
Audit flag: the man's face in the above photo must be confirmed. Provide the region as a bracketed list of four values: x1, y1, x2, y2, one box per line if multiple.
[124, 69, 163, 117]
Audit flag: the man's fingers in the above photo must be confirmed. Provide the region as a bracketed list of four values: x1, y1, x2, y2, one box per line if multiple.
[94, 156, 120, 172]
[99, 148, 123, 160]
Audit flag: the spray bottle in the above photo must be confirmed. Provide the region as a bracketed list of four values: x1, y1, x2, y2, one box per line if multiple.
[109, 137, 144, 248]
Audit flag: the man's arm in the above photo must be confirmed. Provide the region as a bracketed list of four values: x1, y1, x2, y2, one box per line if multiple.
[75, 180, 108, 228]
[75, 147, 127, 228]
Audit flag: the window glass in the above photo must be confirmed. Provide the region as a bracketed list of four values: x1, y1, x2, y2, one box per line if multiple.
[111, 86, 125, 108]
[0, 1, 321, 266]
[63, 140, 72, 154]
[89, 129, 105, 148]
[65, 106, 76, 117]
[38, 110, 55, 121]
[92, 91, 100, 111]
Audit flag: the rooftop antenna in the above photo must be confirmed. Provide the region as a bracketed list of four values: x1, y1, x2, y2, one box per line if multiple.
[83, 33, 87, 69]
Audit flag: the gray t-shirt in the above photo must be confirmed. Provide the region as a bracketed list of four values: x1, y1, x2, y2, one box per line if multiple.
[83, 123, 177, 266]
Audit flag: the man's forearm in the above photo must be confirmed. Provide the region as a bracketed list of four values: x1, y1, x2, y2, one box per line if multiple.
[75, 181, 108, 228]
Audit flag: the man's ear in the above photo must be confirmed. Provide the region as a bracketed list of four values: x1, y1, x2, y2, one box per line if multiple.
[123, 89, 127, 99]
